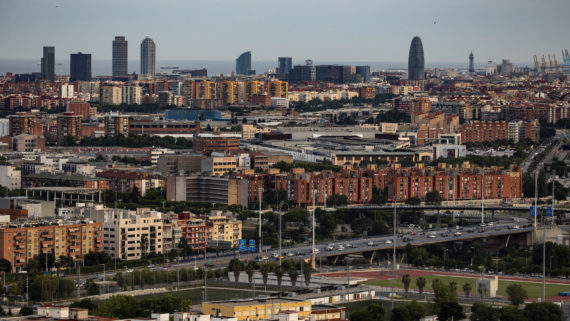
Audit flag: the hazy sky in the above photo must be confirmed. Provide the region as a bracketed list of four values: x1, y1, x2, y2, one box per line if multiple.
[1, 0, 568, 63]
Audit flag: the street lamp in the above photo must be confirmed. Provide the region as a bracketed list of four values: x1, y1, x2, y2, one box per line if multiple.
[311, 189, 317, 268]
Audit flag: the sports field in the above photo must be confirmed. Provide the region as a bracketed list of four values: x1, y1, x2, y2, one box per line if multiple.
[365, 274, 569, 298]
[317, 269, 570, 301]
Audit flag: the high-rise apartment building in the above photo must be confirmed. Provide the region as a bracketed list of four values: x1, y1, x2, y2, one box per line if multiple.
[100, 86, 122, 105]
[56, 112, 82, 145]
[41, 46, 55, 81]
[408, 36, 425, 80]
[140, 37, 156, 76]
[104, 113, 130, 136]
[121, 86, 142, 104]
[112, 36, 128, 77]
[70, 52, 92, 81]
[277, 57, 292, 74]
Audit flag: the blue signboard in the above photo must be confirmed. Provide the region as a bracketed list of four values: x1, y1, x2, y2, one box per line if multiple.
[238, 239, 247, 252]
[249, 240, 256, 253]
[530, 206, 537, 217]
[546, 207, 553, 217]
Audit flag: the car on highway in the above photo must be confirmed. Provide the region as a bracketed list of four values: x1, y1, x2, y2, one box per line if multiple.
[454, 231, 462, 236]
[512, 225, 520, 229]
[287, 252, 294, 257]
[272, 253, 279, 258]
[385, 240, 393, 244]
[326, 244, 335, 251]
[345, 243, 354, 248]
[126, 269, 134, 273]
[427, 234, 436, 239]
[147, 264, 155, 268]
[367, 241, 374, 246]
[313, 248, 320, 254]
[337, 245, 345, 251]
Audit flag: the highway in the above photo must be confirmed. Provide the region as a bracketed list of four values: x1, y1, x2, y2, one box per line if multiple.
[79, 219, 533, 283]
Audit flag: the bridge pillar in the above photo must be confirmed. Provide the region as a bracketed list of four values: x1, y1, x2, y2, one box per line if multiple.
[437, 209, 440, 227]
[362, 251, 375, 264]
[327, 255, 344, 265]
[491, 209, 495, 222]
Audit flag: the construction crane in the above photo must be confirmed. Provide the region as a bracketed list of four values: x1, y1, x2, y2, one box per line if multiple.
[548, 54, 553, 68]
[533, 55, 540, 71]
[541, 55, 547, 72]
[563, 49, 570, 75]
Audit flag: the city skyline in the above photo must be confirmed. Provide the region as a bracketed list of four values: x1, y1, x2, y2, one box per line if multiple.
[0, 0, 568, 63]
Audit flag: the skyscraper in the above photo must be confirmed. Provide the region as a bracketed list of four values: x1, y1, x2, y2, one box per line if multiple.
[236, 51, 255, 75]
[41, 46, 55, 81]
[469, 52, 475, 73]
[112, 36, 128, 77]
[70, 52, 92, 81]
[408, 36, 425, 80]
[277, 57, 292, 74]
[140, 37, 156, 76]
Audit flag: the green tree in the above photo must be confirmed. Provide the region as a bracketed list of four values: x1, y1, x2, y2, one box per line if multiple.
[499, 306, 527, 321]
[470, 303, 500, 321]
[425, 191, 442, 205]
[19, 306, 34, 316]
[390, 307, 411, 321]
[302, 261, 313, 287]
[228, 258, 244, 286]
[288, 268, 299, 288]
[366, 303, 384, 320]
[275, 266, 285, 291]
[140, 294, 191, 314]
[437, 301, 465, 321]
[0, 258, 11, 272]
[245, 261, 259, 288]
[140, 234, 149, 258]
[70, 299, 98, 310]
[463, 283, 472, 301]
[416, 277, 426, 296]
[402, 274, 411, 297]
[260, 263, 273, 288]
[405, 197, 421, 205]
[523, 303, 563, 321]
[506, 284, 528, 306]
[406, 300, 426, 321]
[86, 279, 100, 296]
[94, 295, 147, 319]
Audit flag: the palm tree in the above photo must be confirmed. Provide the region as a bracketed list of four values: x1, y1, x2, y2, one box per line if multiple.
[260, 263, 273, 290]
[302, 261, 313, 287]
[477, 283, 487, 299]
[288, 269, 299, 289]
[245, 261, 259, 290]
[449, 281, 458, 297]
[463, 283, 472, 301]
[275, 266, 285, 291]
[402, 274, 411, 297]
[228, 258, 244, 286]
[416, 277, 426, 296]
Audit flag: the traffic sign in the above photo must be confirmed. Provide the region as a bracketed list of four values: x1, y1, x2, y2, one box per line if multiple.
[530, 206, 537, 217]
[546, 207, 553, 217]
[249, 240, 256, 252]
[238, 239, 247, 252]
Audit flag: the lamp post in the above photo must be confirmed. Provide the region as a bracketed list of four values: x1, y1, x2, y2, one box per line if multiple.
[311, 189, 317, 269]
[258, 182, 263, 255]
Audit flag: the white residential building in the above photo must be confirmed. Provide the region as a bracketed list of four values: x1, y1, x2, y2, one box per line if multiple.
[102, 208, 164, 260]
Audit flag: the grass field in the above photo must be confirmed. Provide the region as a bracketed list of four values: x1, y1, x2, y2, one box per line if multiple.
[134, 286, 265, 304]
[365, 274, 569, 298]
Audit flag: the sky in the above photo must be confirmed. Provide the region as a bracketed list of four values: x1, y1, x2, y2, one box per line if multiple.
[0, 0, 569, 64]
